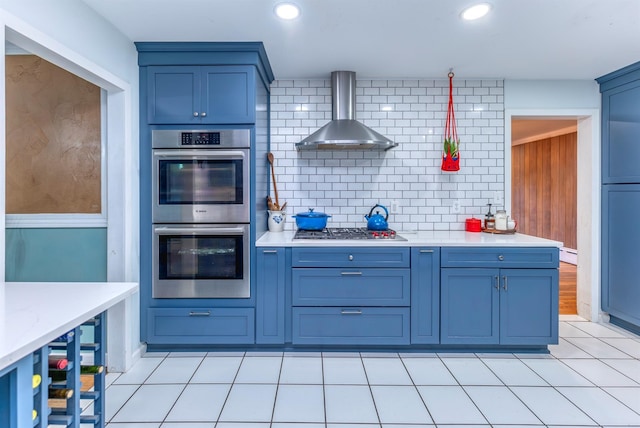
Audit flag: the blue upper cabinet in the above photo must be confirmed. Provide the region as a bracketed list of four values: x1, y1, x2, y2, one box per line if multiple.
[146, 65, 255, 124]
[137, 42, 274, 125]
[597, 61, 640, 184]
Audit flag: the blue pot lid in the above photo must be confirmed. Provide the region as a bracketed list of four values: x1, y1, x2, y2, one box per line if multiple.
[295, 208, 329, 218]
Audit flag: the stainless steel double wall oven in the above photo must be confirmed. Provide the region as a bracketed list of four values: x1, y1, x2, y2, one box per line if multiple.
[152, 129, 251, 298]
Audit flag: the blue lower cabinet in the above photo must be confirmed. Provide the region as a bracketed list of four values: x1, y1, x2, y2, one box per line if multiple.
[441, 268, 500, 345]
[147, 307, 255, 344]
[441, 268, 558, 345]
[256, 248, 286, 344]
[292, 307, 410, 345]
[410, 248, 440, 344]
[602, 184, 640, 330]
[292, 268, 410, 306]
[500, 269, 559, 345]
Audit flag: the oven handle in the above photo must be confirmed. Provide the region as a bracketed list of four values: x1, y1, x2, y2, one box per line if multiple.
[153, 149, 247, 159]
[154, 226, 246, 235]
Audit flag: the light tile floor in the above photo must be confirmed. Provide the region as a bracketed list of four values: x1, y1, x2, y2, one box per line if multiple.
[104, 317, 640, 428]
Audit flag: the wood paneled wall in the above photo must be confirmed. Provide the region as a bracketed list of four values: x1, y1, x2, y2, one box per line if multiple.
[5, 55, 101, 214]
[511, 132, 577, 249]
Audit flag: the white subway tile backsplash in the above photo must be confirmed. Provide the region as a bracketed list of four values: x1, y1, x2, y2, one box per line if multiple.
[268, 77, 505, 231]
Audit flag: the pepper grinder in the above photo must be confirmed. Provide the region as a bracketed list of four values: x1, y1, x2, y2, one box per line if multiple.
[484, 203, 495, 230]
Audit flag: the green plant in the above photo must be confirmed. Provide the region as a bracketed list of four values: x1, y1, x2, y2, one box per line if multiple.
[443, 137, 459, 159]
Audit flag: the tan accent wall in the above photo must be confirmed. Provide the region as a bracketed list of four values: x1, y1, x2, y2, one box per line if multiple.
[511, 132, 577, 249]
[5, 55, 101, 214]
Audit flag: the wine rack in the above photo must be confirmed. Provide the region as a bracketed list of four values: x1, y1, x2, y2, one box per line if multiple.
[36, 312, 107, 428]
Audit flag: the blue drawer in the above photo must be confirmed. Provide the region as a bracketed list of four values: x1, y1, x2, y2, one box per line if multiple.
[292, 268, 410, 306]
[147, 307, 255, 344]
[292, 247, 410, 268]
[440, 247, 559, 268]
[292, 307, 410, 345]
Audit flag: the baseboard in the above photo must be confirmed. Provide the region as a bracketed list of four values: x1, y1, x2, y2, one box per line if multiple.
[560, 247, 577, 265]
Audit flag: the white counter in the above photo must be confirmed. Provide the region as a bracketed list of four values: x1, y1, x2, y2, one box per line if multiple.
[0, 281, 138, 371]
[256, 230, 562, 247]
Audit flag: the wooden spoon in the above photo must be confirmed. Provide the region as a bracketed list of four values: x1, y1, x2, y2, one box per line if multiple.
[267, 152, 280, 209]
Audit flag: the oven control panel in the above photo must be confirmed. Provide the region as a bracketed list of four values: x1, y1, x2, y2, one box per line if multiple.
[181, 132, 221, 146]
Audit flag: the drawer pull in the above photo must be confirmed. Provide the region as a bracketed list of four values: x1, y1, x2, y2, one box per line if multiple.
[341, 309, 363, 315]
[189, 311, 211, 317]
[419, 249, 434, 253]
[498, 255, 505, 261]
[262, 249, 278, 254]
[503, 276, 508, 291]
[193, 112, 199, 117]
[341, 271, 363, 276]
[348, 254, 354, 261]
[201, 112, 207, 117]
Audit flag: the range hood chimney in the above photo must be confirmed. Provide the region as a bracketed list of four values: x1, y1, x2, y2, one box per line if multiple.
[295, 71, 397, 151]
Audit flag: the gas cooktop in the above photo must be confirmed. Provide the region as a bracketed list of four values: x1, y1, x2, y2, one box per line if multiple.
[293, 227, 407, 241]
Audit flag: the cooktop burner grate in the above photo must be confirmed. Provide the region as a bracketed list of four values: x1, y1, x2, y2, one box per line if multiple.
[293, 227, 405, 240]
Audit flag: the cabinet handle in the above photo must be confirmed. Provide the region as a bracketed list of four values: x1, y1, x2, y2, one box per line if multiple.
[201, 112, 207, 117]
[495, 276, 500, 290]
[262, 249, 278, 254]
[348, 255, 354, 261]
[341, 309, 362, 315]
[193, 112, 199, 117]
[503, 276, 508, 291]
[498, 255, 504, 261]
[419, 249, 434, 253]
[189, 311, 211, 317]
[341, 271, 362, 276]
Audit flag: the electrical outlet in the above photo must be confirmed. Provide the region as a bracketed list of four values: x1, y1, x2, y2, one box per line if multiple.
[391, 200, 400, 213]
[493, 191, 503, 207]
[452, 199, 460, 213]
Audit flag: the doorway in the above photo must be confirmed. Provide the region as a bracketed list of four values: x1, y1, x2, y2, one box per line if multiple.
[511, 118, 577, 314]
[505, 109, 600, 322]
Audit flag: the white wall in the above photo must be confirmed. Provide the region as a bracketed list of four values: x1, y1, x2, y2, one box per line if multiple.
[504, 79, 601, 322]
[270, 78, 505, 231]
[0, 0, 142, 370]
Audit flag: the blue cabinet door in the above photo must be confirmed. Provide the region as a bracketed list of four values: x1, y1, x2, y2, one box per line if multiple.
[601, 80, 640, 183]
[441, 268, 500, 345]
[147, 307, 255, 344]
[292, 268, 410, 306]
[147, 66, 200, 124]
[202, 66, 255, 124]
[499, 269, 559, 345]
[291, 247, 410, 268]
[146, 65, 255, 124]
[602, 185, 640, 328]
[292, 307, 410, 345]
[256, 248, 286, 344]
[410, 248, 440, 344]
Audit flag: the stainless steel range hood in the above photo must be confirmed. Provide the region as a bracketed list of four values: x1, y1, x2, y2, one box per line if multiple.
[296, 71, 397, 151]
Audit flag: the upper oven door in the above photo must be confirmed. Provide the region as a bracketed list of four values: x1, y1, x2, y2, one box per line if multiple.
[152, 149, 250, 223]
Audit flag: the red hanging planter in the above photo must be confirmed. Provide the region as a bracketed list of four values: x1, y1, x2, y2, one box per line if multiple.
[441, 71, 460, 172]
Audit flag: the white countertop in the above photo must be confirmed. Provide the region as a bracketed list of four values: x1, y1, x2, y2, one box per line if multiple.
[0, 281, 138, 371]
[256, 230, 563, 247]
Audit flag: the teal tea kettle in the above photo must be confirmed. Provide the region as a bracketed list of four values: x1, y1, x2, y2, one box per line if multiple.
[365, 204, 389, 231]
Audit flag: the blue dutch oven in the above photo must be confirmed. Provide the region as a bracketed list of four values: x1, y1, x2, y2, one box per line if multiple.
[292, 208, 331, 230]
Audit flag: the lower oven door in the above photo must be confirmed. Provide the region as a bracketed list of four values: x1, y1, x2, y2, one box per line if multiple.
[152, 224, 250, 298]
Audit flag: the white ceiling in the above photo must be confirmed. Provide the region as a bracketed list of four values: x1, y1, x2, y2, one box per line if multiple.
[81, 0, 640, 80]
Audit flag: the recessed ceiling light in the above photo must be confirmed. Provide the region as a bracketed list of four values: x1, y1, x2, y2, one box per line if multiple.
[461, 3, 491, 21]
[275, 2, 300, 20]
